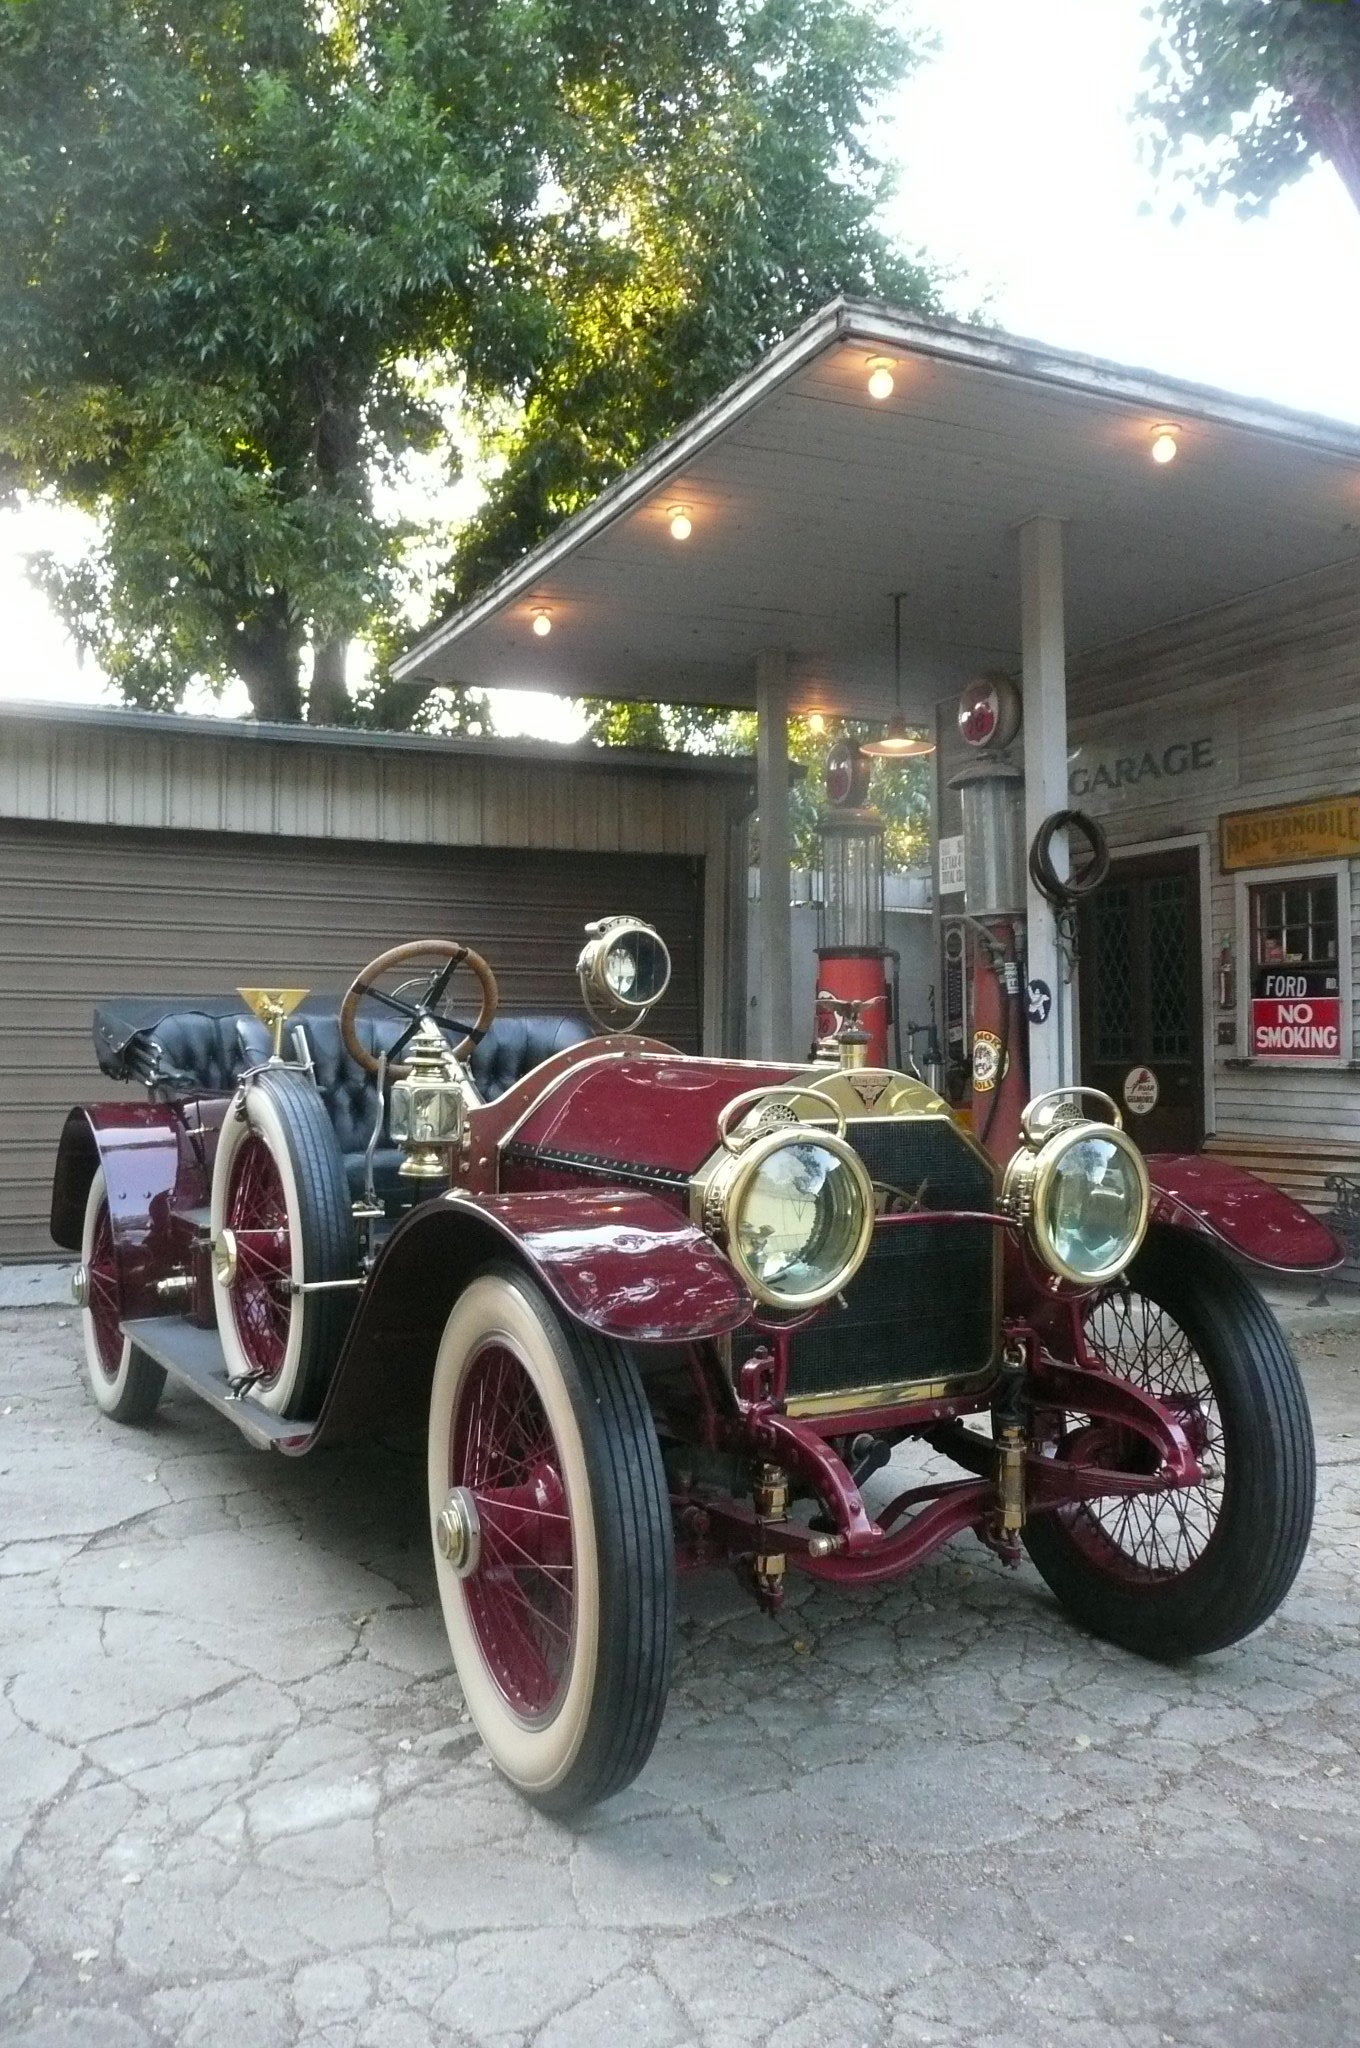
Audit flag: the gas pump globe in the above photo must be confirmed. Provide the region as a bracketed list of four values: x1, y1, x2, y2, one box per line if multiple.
[813, 743, 895, 1068]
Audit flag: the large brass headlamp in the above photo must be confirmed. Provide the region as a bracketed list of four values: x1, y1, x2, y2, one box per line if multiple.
[576, 916, 671, 1031]
[1002, 1088, 1150, 1287]
[388, 1022, 466, 1180]
[691, 1087, 876, 1310]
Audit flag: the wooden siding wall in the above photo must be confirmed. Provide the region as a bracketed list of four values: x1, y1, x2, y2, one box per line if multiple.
[1069, 557, 1360, 1149]
[0, 712, 755, 1057]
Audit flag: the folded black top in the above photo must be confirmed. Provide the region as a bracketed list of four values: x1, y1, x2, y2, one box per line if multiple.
[92, 997, 251, 1081]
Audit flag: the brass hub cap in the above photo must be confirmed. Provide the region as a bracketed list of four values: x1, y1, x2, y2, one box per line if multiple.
[435, 1487, 482, 1578]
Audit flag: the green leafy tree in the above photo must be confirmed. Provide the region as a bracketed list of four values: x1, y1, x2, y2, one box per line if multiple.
[1141, 1, 1360, 217]
[0, 0, 943, 725]
[579, 699, 931, 872]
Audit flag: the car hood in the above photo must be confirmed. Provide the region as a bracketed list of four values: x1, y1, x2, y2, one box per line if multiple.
[503, 1053, 806, 1182]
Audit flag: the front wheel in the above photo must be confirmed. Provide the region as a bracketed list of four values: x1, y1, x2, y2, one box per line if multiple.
[427, 1265, 675, 1812]
[1023, 1226, 1315, 1658]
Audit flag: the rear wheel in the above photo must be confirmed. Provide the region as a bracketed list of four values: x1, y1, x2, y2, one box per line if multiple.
[210, 1067, 355, 1418]
[79, 1169, 165, 1423]
[1024, 1226, 1315, 1657]
[428, 1265, 675, 1812]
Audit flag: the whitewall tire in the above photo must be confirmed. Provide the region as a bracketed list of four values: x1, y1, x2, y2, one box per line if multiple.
[80, 1169, 165, 1423]
[209, 1067, 355, 1419]
[428, 1264, 674, 1812]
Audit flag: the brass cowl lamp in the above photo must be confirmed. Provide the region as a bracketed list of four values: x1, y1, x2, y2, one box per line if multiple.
[860, 594, 936, 760]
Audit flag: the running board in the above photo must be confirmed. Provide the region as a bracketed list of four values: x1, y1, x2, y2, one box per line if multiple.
[121, 1317, 314, 1453]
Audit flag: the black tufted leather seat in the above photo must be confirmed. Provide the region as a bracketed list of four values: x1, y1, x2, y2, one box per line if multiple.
[144, 1012, 251, 1097]
[118, 1003, 594, 1201]
[468, 1014, 593, 1101]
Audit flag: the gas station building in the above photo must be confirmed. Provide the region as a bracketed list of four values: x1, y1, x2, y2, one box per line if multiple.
[399, 298, 1360, 1251]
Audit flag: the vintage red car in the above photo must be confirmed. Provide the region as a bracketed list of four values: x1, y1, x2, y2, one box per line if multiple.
[51, 918, 1339, 1812]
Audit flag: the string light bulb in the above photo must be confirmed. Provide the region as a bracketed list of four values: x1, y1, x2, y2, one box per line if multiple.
[866, 356, 896, 401]
[667, 505, 692, 541]
[1150, 424, 1180, 466]
[531, 607, 552, 637]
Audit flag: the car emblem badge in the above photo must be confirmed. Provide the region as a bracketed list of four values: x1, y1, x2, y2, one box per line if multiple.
[847, 1072, 891, 1108]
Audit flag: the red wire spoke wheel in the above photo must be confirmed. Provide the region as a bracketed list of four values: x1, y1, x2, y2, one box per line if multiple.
[1023, 1226, 1315, 1657]
[86, 1187, 124, 1382]
[427, 1264, 674, 1812]
[223, 1132, 294, 1387]
[210, 1067, 356, 1420]
[1061, 1287, 1225, 1584]
[77, 1168, 165, 1423]
[452, 1343, 576, 1721]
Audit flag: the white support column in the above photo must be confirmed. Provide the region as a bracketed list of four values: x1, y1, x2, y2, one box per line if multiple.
[1019, 516, 1074, 1094]
[755, 647, 794, 1059]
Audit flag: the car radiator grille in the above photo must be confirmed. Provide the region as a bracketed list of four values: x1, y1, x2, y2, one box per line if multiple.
[733, 1115, 1000, 1411]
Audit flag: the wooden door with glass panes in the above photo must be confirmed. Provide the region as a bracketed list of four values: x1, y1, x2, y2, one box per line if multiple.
[1078, 848, 1204, 1153]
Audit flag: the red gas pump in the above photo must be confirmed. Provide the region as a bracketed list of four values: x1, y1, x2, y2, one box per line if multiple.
[948, 756, 1030, 1162]
[812, 742, 896, 1069]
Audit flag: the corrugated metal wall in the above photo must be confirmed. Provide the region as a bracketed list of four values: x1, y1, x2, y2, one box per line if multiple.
[0, 708, 756, 1262]
[0, 820, 704, 1261]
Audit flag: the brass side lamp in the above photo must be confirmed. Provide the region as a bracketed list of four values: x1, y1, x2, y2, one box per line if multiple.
[388, 1020, 467, 1180]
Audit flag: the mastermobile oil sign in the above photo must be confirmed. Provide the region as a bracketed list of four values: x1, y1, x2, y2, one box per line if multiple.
[1220, 796, 1360, 871]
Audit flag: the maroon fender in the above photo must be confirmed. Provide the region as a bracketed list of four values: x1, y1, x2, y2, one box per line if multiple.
[50, 1103, 190, 1318]
[303, 1186, 752, 1452]
[1147, 1152, 1343, 1273]
[441, 1191, 753, 1340]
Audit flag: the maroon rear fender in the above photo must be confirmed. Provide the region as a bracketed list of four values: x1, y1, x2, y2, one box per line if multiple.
[304, 1187, 752, 1453]
[51, 1104, 181, 1248]
[1147, 1153, 1343, 1273]
[51, 1103, 188, 1319]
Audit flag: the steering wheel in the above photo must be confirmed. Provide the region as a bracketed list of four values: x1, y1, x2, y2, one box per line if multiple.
[341, 940, 499, 1079]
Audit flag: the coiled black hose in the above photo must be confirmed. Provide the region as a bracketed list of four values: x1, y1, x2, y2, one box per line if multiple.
[1028, 808, 1110, 909]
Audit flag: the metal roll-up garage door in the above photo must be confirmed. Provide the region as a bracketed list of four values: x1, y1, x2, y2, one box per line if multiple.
[0, 821, 703, 1261]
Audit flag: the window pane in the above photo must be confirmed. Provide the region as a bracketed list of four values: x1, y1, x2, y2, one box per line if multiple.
[1249, 875, 1338, 970]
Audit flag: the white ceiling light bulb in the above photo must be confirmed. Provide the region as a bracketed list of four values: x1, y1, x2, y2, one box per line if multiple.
[668, 506, 692, 541]
[807, 712, 826, 735]
[531, 607, 552, 637]
[861, 592, 937, 761]
[1150, 424, 1180, 466]
[866, 356, 896, 401]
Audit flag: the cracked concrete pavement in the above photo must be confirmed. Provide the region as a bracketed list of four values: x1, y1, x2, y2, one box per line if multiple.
[1, 1304, 1357, 2048]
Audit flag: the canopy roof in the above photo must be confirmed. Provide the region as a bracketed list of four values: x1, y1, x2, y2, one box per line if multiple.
[398, 298, 1360, 723]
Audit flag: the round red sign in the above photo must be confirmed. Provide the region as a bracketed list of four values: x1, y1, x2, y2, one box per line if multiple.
[957, 672, 1022, 752]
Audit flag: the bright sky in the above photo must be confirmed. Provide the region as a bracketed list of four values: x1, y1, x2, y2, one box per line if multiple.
[4, 0, 1358, 739]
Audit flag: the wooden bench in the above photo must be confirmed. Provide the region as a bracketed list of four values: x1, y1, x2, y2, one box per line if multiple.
[1202, 1133, 1360, 1217]
[1202, 1135, 1360, 1272]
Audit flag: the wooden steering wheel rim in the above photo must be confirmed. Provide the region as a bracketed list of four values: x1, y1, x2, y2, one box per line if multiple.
[341, 939, 499, 1078]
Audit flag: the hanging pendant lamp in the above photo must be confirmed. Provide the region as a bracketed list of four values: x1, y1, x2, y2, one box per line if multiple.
[860, 593, 936, 759]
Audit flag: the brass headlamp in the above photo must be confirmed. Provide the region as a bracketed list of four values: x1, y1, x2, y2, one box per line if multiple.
[576, 916, 671, 1031]
[388, 1021, 467, 1180]
[1002, 1088, 1150, 1287]
[691, 1086, 876, 1310]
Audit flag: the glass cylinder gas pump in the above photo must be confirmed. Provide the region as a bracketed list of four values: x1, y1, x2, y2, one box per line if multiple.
[813, 743, 895, 1067]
